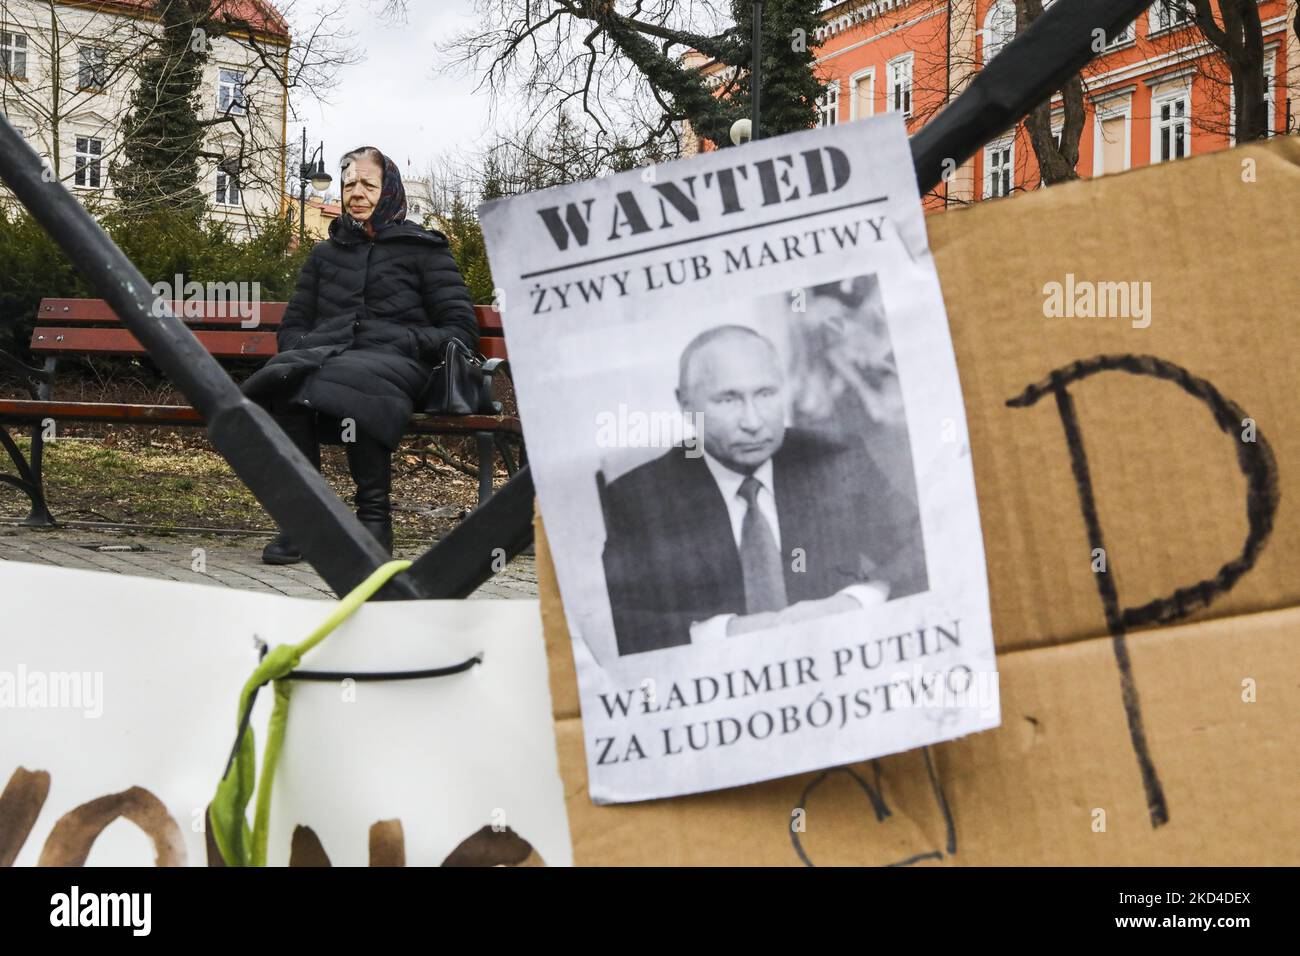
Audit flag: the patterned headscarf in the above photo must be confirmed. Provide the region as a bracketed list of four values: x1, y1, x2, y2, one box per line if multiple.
[341, 148, 407, 238]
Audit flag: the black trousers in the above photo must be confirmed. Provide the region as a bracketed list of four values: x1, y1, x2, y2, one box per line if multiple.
[268, 395, 392, 524]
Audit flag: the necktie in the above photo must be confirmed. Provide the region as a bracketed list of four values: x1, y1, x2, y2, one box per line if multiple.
[738, 475, 788, 614]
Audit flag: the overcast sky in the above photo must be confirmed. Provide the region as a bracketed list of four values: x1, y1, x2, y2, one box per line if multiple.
[289, 1, 501, 198]
[283, 0, 766, 198]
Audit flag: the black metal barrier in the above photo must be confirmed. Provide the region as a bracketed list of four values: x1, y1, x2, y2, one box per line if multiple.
[0, 0, 1152, 600]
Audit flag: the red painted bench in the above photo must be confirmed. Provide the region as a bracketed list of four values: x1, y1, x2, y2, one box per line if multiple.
[0, 298, 521, 526]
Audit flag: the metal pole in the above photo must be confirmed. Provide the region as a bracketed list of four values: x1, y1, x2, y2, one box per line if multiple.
[404, 462, 537, 599]
[298, 126, 306, 245]
[751, 1, 763, 141]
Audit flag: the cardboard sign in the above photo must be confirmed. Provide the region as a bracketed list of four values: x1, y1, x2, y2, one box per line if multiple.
[536, 137, 1300, 863]
[0, 561, 571, 867]
[479, 115, 998, 803]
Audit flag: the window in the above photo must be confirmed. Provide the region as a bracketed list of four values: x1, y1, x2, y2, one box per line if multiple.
[1153, 91, 1189, 162]
[1097, 115, 1129, 174]
[215, 158, 241, 204]
[217, 68, 247, 115]
[983, 0, 1016, 64]
[1056, 0, 1132, 48]
[74, 136, 103, 188]
[1107, 23, 1136, 48]
[849, 68, 874, 120]
[79, 46, 107, 90]
[1264, 58, 1275, 137]
[1149, 1, 1192, 35]
[984, 139, 1013, 198]
[215, 169, 240, 205]
[1092, 93, 1133, 176]
[410, 201, 422, 215]
[1, 31, 28, 79]
[887, 55, 913, 117]
[817, 80, 839, 127]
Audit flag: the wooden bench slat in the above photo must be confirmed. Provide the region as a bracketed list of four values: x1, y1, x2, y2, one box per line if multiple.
[407, 413, 521, 435]
[473, 304, 504, 333]
[0, 400, 205, 425]
[31, 328, 278, 358]
[37, 298, 287, 328]
[32, 327, 508, 363]
[40, 299, 506, 335]
[0, 399, 522, 435]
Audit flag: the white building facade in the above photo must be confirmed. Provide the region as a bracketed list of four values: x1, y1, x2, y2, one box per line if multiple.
[0, 0, 290, 237]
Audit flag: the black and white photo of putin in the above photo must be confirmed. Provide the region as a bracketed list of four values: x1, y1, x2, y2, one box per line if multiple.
[600, 324, 927, 657]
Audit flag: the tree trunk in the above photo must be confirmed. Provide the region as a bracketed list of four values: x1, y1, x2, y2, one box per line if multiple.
[1231, 59, 1269, 141]
[1190, 0, 1268, 142]
[1018, 0, 1084, 186]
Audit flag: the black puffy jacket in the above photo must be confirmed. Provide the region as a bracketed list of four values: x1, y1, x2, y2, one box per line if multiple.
[241, 216, 478, 449]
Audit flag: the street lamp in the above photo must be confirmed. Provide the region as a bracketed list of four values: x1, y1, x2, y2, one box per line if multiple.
[296, 126, 332, 244]
[751, 0, 763, 141]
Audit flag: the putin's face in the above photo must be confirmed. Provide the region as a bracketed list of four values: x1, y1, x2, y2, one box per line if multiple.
[678, 334, 786, 474]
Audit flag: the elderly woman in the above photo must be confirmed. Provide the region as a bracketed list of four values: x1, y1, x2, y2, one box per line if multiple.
[241, 146, 478, 564]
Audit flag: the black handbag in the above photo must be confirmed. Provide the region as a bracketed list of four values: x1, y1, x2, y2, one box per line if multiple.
[419, 337, 494, 414]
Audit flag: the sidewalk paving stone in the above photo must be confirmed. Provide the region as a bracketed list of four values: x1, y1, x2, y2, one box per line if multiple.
[0, 525, 538, 601]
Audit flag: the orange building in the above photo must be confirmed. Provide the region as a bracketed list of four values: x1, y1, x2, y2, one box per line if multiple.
[283, 193, 340, 249]
[689, 1, 1298, 209]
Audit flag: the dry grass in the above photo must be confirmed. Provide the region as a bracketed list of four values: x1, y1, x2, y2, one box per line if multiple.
[0, 425, 495, 542]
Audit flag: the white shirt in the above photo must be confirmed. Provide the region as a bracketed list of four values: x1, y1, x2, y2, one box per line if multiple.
[701, 450, 781, 554]
[688, 449, 889, 642]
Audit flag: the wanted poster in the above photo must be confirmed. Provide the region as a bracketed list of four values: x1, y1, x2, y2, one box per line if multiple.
[480, 114, 998, 804]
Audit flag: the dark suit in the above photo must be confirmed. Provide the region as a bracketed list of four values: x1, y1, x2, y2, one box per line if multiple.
[600, 428, 927, 655]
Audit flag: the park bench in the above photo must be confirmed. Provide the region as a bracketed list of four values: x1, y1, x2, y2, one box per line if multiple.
[0, 297, 522, 527]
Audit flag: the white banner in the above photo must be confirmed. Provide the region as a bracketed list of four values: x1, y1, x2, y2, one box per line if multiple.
[480, 114, 999, 803]
[0, 560, 571, 867]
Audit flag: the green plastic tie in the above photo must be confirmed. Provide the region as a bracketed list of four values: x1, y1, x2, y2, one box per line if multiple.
[210, 559, 412, 866]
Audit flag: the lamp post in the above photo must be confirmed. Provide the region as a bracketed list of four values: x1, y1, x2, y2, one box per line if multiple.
[751, 0, 763, 141]
[296, 126, 332, 244]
